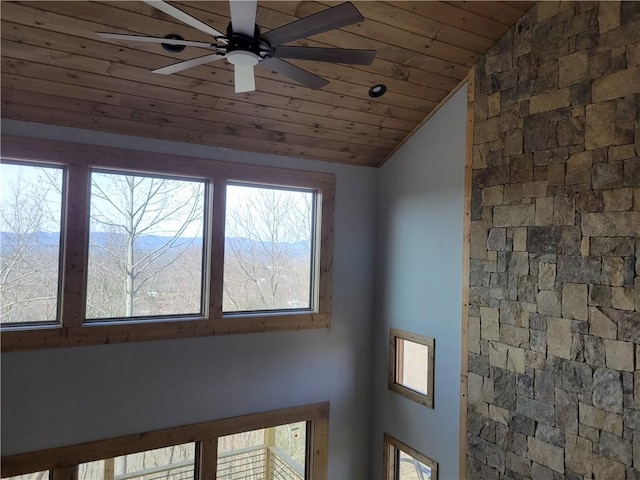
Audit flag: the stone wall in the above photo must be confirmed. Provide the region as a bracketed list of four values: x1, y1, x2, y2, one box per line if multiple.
[467, 2, 640, 479]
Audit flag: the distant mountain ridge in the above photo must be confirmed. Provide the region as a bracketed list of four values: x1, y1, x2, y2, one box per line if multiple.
[1, 232, 311, 257]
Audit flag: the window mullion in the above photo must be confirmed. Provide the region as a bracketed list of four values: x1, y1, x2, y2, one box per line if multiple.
[198, 438, 218, 480]
[60, 162, 90, 328]
[209, 178, 226, 321]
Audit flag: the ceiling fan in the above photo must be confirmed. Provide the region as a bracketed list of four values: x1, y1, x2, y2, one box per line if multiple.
[97, 0, 376, 93]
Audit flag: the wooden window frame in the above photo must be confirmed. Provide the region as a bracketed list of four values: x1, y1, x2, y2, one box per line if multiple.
[388, 328, 435, 408]
[0, 136, 335, 351]
[383, 433, 438, 480]
[1, 402, 329, 479]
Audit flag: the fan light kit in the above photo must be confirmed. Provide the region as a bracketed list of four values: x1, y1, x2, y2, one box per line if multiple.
[97, 0, 377, 94]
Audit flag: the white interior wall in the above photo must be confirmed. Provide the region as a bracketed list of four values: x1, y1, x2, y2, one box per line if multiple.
[0, 119, 377, 480]
[371, 86, 467, 479]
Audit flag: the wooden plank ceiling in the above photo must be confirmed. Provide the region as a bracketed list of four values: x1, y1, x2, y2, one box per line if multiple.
[1, 1, 533, 167]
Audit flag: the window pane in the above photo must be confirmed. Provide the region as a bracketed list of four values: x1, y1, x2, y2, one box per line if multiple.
[0, 162, 63, 325]
[86, 171, 206, 320]
[398, 338, 429, 395]
[223, 185, 314, 313]
[398, 450, 432, 480]
[98, 443, 196, 480]
[218, 423, 306, 480]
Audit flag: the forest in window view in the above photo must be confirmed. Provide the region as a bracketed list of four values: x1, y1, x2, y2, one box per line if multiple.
[0, 164, 315, 325]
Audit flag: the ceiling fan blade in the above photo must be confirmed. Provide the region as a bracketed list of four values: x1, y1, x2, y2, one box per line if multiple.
[96, 32, 213, 48]
[229, 0, 257, 37]
[261, 57, 329, 90]
[262, 2, 364, 47]
[234, 65, 256, 93]
[152, 53, 224, 74]
[274, 46, 375, 65]
[143, 0, 225, 39]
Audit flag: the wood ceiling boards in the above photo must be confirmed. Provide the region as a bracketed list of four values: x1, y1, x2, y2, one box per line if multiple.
[1, 1, 533, 167]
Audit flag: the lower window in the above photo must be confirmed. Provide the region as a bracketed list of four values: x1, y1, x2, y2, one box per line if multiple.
[384, 434, 438, 480]
[1, 404, 328, 480]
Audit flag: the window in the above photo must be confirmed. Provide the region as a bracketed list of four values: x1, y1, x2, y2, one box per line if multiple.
[1, 403, 329, 480]
[389, 328, 435, 408]
[384, 434, 438, 480]
[0, 162, 64, 325]
[0, 136, 335, 351]
[224, 184, 315, 313]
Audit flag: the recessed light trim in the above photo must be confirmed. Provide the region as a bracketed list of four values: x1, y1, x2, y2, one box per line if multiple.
[162, 34, 186, 53]
[368, 84, 387, 98]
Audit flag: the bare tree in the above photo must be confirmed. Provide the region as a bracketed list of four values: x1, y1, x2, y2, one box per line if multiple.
[87, 172, 204, 318]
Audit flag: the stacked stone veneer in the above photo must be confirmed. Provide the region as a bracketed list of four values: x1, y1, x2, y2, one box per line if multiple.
[467, 2, 640, 479]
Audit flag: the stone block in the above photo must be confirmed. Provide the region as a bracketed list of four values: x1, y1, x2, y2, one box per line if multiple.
[527, 226, 560, 253]
[480, 306, 500, 341]
[510, 412, 536, 436]
[547, 163, 566, 186]
[593, 162, 624, 190]
[493, 367, 517, 410]
[526, 436, 564, 473]
[566, 151, 592, 185]
[576, 190, 603, 213]
[562, 283, 588, 320]
[563, 360, 594, 395]
[593, 368, 623, 414]
[513, 227, 527, 251]
[475, 116, 502, 143]
[610, 144, 636, 162]
[586, 102, 616, 150]
[517, 395, 555, 425]
[604, 339, 635, 371]
[582, 212, 640, 236]
[494, 204, 536, 227]
[603, 188, 633, 212]
[500, 324, 529, 348]
[566, 433, 593, 477]
[585, 335, 606, 367]
[488, 404, 509, 426]
[579, 402, 624, 435]
[559, 51, 589, 87]
[538, 262, 557, 290]
[483, 185, 504, 206]
[470, 316, 481, 354]
[624, 158, 640, 187]
[522, 181, 547, 198]
[593, 454, 626, 480]
[598, 1, 621, 34]
[593, 66, 640, 103]
[603, 256, 625, 287]
[471, 221, 489, 260]
[556, 387, 579, 433]
[590, 306, 617, 339]
[538, 291, 562, 317]
[548, 317, 572, 359]
[535, 196, 555, 225]
[510, 154, 534, 183]
[504, 129, 523, 156]
[612, 286, 635, 310]
[560, 228, 583, 256]
[488, 92, 501, 117]
[486, 51, 512, 75]
[530, 89, 571, 114]
[597, 431, 633, 465]
[487, 228, 507, 251]
[553, 187, 576, 225]
[558, 255, 602, 284]
[590, 237, 635, 256]
[530, 329, 547, 353]
[524, 113, 550, 152]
